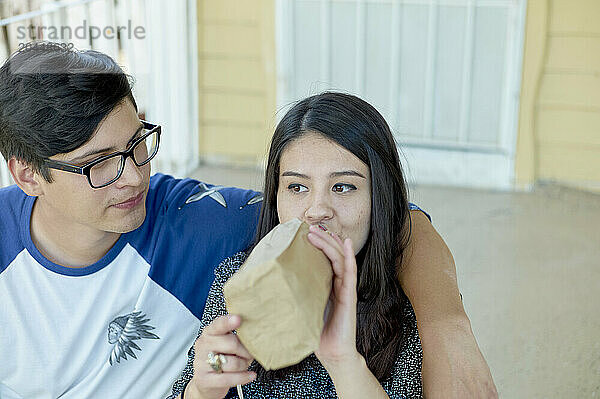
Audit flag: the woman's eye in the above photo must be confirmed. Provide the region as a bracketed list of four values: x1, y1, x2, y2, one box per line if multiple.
[332, 184, 356, 193]
[288, 184, 308, 193]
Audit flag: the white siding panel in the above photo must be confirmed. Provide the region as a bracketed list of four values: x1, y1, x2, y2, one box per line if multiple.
[330, 2, 358, 91]
[364, 2, 392, 116]
[277, 0, 526, 189]
[402, 146, 513, 189]
[469, 6, 508, 145]
[433, 5, 466, 141]
[398, 5, 429, 138]
[294, 1, 324, 97]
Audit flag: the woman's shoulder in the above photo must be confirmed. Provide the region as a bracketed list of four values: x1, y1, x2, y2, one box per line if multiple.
[199, 251, 249, 327]
[383, 299, 423, 398]
[213, 251, 248, 284]
[408, 202, 431, 222]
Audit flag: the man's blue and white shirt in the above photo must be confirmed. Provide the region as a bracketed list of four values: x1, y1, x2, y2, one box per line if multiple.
[0, 173, 262, 399]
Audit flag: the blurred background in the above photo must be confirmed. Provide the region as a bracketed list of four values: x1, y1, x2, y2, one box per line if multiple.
[0, 0, 598, 397]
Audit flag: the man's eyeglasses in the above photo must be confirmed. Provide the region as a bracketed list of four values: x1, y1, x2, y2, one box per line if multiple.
[44, 121, 161, 189]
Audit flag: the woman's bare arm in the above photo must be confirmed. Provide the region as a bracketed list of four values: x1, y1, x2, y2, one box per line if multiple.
[400, 210, 498, 398]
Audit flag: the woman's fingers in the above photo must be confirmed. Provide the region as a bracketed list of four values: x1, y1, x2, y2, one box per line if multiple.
[203, 314, 241, 337]
[201, 334, 253, 361]
[194, 316, 254, 379]
[329, 229, 346, 249]
[307, 230, 346, 278]
[198, 370, 257, 389]
[191, 360, 256, 396]
[308, 226, 356, 280]
[190, 315, 257, 398]
[308, 228, 358, 310]
[342, 238, 357, 289]
[199, 315, 253, 360]
[310, 225, 345, 253]
[209, 353, 253, 373]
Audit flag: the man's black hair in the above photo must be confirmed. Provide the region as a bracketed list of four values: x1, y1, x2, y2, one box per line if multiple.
[0, 41, 137, 181]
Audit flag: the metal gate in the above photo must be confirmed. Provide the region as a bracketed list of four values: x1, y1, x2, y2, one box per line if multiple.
[276, 0, 527, 189]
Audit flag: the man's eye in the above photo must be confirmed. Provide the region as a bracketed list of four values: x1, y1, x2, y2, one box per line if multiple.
[332, 184, 356, 193]
[79, 155, 108, 165]
[288, 184, 308, 193]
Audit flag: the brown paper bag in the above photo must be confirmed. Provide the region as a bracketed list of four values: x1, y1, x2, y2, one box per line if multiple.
[223, 218, 333, 370]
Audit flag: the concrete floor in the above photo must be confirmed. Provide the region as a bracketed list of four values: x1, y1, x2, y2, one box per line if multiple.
[191, 164, 600, 399]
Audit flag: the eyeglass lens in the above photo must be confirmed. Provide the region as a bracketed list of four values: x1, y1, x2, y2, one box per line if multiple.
[88, 130, 159, 188]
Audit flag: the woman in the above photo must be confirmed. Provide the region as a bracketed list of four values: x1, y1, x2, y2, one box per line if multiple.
[172, 92, 496, 398]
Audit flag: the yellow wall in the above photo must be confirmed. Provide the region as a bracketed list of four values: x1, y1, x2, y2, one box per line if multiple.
[197, 0, 276, 166]
[200, 0, 600, 191]
[517, 0, 600, 192]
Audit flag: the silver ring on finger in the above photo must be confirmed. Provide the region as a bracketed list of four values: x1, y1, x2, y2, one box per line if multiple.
[207, 351, 226, 373]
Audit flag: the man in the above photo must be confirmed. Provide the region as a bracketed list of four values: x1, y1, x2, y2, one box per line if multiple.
[0, 43, 496, 398]
[0, 43, 262, 398]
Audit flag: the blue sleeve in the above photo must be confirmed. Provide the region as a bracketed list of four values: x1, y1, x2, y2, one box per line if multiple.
[0, 186, 30, 275]
[408, 202, 431, 222]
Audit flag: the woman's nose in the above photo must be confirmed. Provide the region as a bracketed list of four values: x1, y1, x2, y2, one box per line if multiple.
[304, 193, 333, 223]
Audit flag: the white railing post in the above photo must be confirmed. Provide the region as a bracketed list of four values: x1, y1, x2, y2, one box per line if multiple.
[458, 0, 476, 145]
[422, 0, 438, 140]
[388, 0, 402, 133]
[144, 0, 198, 177]
[0, 159, 12, 187]
[319, 0, 331, 87]
[354, 0, 365, 96]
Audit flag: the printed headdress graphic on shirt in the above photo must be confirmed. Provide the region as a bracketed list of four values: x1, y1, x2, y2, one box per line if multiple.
[182, 182, 227, 208]
[107, 311, 159, 365]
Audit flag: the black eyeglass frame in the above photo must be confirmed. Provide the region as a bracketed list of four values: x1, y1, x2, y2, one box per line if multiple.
[43, 120, 161, 189]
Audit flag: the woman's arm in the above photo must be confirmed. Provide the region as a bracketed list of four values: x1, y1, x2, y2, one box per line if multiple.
[321, 354, 389, 399]
[400, 210, 498, 398]
[308, 226, 389, 399]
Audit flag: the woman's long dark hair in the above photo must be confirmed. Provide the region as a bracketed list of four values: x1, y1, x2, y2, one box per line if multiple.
[254, 92, 412, 382]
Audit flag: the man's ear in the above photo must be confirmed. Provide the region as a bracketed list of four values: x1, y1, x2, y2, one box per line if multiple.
[8, 157, 45, 196]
